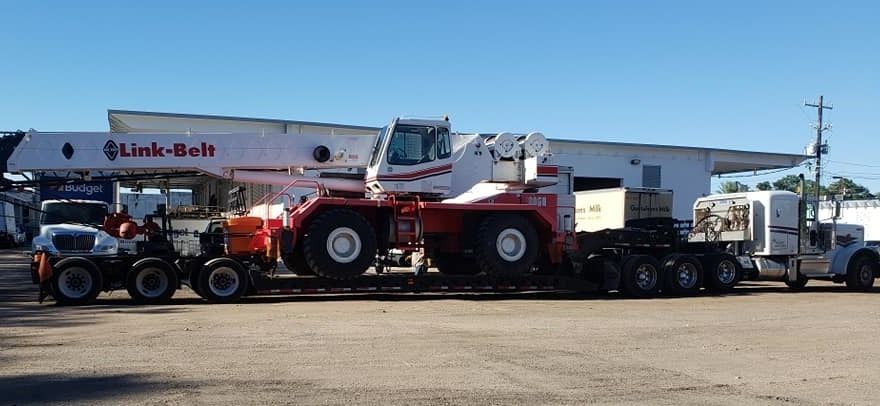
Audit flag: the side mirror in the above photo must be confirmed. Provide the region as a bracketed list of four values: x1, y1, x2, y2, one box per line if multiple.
[809, 230, 818, 246]
[834, 201, 841, 219]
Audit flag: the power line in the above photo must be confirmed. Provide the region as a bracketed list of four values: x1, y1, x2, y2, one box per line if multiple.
[826, 159, 880, 169]
[715, 162, 808, 179]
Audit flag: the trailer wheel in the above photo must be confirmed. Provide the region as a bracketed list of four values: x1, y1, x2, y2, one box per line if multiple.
[845, 255, 876, 292]
[187, 269, 205, 298]
[703, 254, 742, 292]
[303, 209, 377, 280]
[662, 254, 703, 296]
[434, 254, 481, 275]
[620, 255, 661, 298]
[475, 214, 538, 277]
[52, 258, 102, 306]
[126, 260, 178, 305]
[198, 259, 249, 303]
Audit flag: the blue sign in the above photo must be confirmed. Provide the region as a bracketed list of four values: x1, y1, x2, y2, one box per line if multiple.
[40, 177, 114, 205]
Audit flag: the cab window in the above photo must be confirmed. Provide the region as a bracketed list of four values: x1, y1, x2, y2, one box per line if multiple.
[437, 127, 451, 159]
[387, 125, 436, 165]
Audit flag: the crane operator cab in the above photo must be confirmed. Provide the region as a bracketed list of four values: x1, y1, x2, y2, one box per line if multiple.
[365, 116, 556, 199]
[365, 117, 457, 197]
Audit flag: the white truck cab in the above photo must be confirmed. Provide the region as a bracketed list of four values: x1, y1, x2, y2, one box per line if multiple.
[32, 199, 119, 256]
[690, 190, 880, 290]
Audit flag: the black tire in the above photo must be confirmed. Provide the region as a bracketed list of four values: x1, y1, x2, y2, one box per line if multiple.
[187, 269, 205, 298]
[619, 255, 661, 298]
[302, 209, 377, 280]
[197, 259, 249, 303]
[281, 242, 315, 276]
[784, 271, 808, 290]
[703, 254, 742, 292]
[845, 254, 876, 292]
[434, 254, 482, 275]
[584, 256, 621, 291]
[662, 254, 703, 296]
[474, 214, 539, 277]
[125, 259, 178, 305]
[52, 258, 102, 306]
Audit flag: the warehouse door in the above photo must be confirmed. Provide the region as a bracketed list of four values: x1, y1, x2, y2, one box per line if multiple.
[642, 165, 662, 188]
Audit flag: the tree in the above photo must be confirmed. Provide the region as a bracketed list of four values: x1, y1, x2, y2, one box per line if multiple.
[755, 181, 772, 191]
[770, 175, 828, 197]
[717, 181, 749, 194]
[827, 177, 874, 200]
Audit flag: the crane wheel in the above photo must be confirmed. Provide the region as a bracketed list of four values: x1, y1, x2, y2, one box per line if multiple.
[703, 254, 742, 292]
[434, 254, 481, 275]
[281, 243, 316, 276]
[619, 255, 661, 298]
[845, 254, 876, 292]
[126, 259, 178, 305]
[303, 209, 377, 280]
[197, 259, 249, 303]
[662, 254, 702, 296]
[52, 258, 102, 306]
[474, 214, 538, 278]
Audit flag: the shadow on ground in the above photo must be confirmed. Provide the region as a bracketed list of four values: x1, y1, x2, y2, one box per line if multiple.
[0, 373, 183, 405]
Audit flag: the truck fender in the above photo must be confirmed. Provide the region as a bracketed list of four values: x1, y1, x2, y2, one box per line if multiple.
[129, 257, 180, 288]
[52, 257, 103, 290]
[829, 246, 880, 276]
[200, 257, 254, 287]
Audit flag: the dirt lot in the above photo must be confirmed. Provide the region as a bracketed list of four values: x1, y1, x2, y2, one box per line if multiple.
[1, 250, 879, 405]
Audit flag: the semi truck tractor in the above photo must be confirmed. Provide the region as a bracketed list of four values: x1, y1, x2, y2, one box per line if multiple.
[1, 117, 877, 305]
[690, 187, 879, 290]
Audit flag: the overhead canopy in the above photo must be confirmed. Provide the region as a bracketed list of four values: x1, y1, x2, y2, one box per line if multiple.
[108, 110, 379, 136]
[548, 138, 809, 175]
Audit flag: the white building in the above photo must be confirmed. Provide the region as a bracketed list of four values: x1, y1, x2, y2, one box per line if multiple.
[107, 110, 808, 220]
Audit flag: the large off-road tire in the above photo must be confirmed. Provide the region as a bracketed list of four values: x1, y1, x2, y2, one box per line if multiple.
[703, 254, 742, 292]
[197, 259, 249, 303]
[52, 258, 102, 306]
[662, 254, 703, 296]
[281, 242, 316, 276]
[474, 214, 539, 278]
[619, 255, 662, 298]
[845, 254, 876, 292]
[126, 259, 178, 305]
[434, 254, 481, 275]
[302, 209, 377, 280]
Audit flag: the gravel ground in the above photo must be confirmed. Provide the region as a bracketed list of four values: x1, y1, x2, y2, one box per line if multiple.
[1, 249, 879, 405]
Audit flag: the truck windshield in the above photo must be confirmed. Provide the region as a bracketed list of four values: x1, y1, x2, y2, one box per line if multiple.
[40, 202, 107, 226]
[387, 125, 435, 166]
[369, 126, 388, 168]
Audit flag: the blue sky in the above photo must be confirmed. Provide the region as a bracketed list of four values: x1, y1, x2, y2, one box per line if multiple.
[1, 1, 878, 191]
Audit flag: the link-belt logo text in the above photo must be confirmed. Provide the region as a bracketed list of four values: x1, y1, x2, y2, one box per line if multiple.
[103, 140, 216, 161]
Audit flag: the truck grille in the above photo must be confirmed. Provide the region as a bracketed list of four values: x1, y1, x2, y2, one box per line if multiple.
[52, 234, 96, 252]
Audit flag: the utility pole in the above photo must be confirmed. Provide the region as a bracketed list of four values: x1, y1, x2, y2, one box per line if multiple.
[805, 95, 832, 224]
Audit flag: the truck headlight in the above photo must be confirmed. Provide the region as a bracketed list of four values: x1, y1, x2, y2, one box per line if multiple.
[32, 236, 59, 255]
[92, 231, 118, 255]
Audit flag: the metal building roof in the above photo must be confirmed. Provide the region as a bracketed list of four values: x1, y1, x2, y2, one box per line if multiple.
[108, 110, 809, 175]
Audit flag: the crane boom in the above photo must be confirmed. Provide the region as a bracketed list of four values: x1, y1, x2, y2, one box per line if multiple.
[5, 131, 376, 178]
